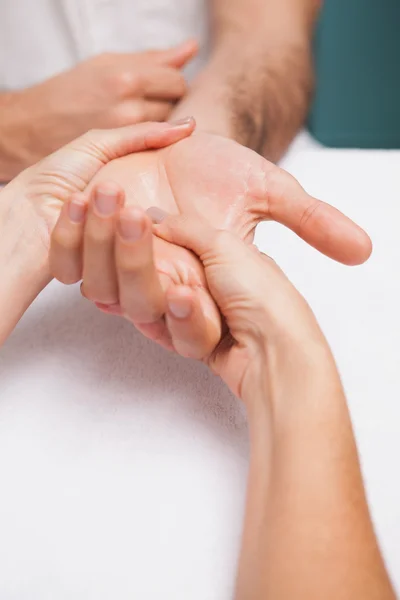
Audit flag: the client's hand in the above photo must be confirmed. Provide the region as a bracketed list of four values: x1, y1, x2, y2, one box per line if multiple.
[156, 212, 395, 600]
[49, 194, 329, 400]
[50, 132, 372, 354]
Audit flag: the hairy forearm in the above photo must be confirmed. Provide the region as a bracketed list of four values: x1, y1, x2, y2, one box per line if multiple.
[236, 341, 395, 599]
[174, 0, 319, 161]
[0, 185, 50, 344]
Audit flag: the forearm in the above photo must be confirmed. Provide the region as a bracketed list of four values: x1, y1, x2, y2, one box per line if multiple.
[0, 184, 50, 344]
[236, 340, 395, 599]
[0, 92, 30, 181]
[173, 0, 320, 161]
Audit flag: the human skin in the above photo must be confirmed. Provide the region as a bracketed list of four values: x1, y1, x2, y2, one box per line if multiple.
[1, 0, 320, 179]
[66, 207, 395, 600]
[0, 41, 196, 180]
[48, 0, 351, 351]
[154, 212, 396, 600]
[51, 201, 396, 599]
[51, 131, 372, 352]
[171, 0, 322, 161]
[0, 120, 196, 346]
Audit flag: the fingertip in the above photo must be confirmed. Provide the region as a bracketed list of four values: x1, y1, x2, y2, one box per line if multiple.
[344, 230, 373, 266]
[166, 285, 221, 360]
[168, 116, 196, 130]
[144, 116, 195, 148]
[92, 181, 125, 200]
[179, 38, 199, 54]
[165, 38, 199, 66]
[117, 206, 152, 242]
[166, 286, 194, 320]
[94, 301, 123, 316]
[146, 206, 169, 224]
[67, 193, 88, 224]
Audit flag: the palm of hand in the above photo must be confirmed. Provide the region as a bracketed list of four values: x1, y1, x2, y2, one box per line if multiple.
[88, 132, 266, 236]
[86, 133, 267, 347]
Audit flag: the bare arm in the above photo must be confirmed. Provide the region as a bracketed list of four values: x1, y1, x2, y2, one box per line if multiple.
[173, 0, 321, 160]
[236, 342, 396, 599]
[0, 120, 196, 345]
[143, 211, 393, 599]
[0, 185, 50, 345]
[0, 43, 196, 181]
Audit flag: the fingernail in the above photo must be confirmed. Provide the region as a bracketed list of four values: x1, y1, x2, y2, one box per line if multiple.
[168, 116, 194, 127]
[95, 189, 118, 216]
[168, 297, 192, 319]
[118, 210, 144, 241]
[68, 200, 86, 223]
[95, 302, 122, 315]
[146, 206, 168, 224]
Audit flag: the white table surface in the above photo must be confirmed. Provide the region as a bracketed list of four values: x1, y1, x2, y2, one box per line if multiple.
[1, 133, 399, 599]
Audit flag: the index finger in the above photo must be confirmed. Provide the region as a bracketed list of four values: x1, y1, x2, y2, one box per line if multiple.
[145, 39, 198, 68]
[141, 67, 187, 101]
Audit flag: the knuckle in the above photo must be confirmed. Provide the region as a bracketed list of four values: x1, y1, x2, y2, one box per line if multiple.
[113, 101, 145, 126]
[85, 228, 109, 245]
[82, 128, 102, 143]
[173, 73, 187, 95]
[52, 228, 80, 251]
[130, 101, 146, 123]
[298, 200, 321, 233]
[117, 254, 148, 274]
[123, 302, 163, 325]
[214, 229, 234, 250]
[113, 70, 142, 97]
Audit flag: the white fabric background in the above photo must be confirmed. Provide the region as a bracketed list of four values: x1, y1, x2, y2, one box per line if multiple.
[1, 133, 400, 598]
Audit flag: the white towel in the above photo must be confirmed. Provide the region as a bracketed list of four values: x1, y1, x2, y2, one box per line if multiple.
[1, 133, 400, 598]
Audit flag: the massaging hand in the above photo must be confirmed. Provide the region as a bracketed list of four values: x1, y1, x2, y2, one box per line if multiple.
[49, 131, 372, 355]
[8, 118, 195, 266]
[0, 40, 197, 179]
[0, 120, 195, 347]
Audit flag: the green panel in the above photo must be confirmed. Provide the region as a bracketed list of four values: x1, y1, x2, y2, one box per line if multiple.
[309, 0, 400, 148]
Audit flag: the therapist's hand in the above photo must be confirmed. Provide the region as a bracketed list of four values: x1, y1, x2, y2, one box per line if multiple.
[0, 40, 197, 180]
[0, 119, 195, 346]
[13, 118, 196, 249]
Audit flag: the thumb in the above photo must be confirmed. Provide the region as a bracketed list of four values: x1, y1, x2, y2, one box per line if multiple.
[148, 210, 221, 258]
[38, 119, 195, 199]
[263, 166, 373, 266]
[154, 39, 199, 68]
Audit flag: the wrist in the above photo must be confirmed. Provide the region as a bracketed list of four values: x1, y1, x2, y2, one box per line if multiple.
[243, 327, 338, 422]
[0, 183, 51, 343]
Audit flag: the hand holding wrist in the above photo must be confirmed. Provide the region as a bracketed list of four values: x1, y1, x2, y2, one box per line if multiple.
[0, 184, 51, 344]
